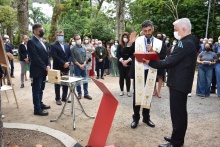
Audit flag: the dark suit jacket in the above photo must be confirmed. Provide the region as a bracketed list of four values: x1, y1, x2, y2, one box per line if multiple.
[94, 46, 107, 60]
[116, 44, 133, 67]
[18, 43, 29, 61]
[4, 43, 13, 53]
[128, 39, 166, 79]
[27, 36, 51, 78]
[50, 41, 72, 73]
[149, 34, 197, 93]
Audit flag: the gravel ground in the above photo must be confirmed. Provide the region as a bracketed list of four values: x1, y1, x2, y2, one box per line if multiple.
[1, 60, 220, 147]
[3, 128, 65, 147]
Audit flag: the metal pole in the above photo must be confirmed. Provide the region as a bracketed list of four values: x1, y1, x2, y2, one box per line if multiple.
[205, 0, 212, 38]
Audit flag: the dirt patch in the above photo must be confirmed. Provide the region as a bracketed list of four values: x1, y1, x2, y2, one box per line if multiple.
[3, 128, 65, 147]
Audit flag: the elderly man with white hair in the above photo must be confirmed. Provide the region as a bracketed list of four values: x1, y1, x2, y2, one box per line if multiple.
[144, 18, 197, 147]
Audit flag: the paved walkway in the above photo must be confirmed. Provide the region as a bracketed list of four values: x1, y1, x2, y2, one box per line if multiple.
[1, 60, 220, 147]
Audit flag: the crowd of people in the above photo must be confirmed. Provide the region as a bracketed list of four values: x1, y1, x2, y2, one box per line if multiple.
[0, 18, 220, 147]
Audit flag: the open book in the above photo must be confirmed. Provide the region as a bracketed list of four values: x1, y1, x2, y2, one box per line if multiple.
[134, 52, 160, 62]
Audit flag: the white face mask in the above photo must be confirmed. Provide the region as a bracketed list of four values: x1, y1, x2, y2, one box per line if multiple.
[115, 43, 118, 46]
[173, 42, 177, 46]
[174, 31, 181, 40]
[218, 40, 220, 44]
[85, 40, 89, 44]
[165, 40, 169, 44]
[123, 38, 128, 43]
[203, 41, 206, 44]
[6, 39, 9, 42]
[76, 40, 81, 45]
[208, 41, 212, 44]
[72, 42, 76, 46]
[99, 44, 102, 47]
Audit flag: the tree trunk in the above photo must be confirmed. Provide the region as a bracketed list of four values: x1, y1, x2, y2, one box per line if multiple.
[17, 0, 29, 37]
[115, 0, 125, 41]
[7, 27, 13, 43]
[48, 0, 64, 43]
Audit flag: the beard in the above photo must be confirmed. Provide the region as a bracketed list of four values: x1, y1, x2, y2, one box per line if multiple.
[145, 34, 152, 38]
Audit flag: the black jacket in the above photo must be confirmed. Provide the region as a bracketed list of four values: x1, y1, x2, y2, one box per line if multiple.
[27, 36, 51, 78]
[18, 43, 29, 61]
[149, 34, 197, 93]
[128, 40, 167, 79]
[50, 41, 72, 73]
[116, 44, 133, 67]
[0, 64, 4, 78]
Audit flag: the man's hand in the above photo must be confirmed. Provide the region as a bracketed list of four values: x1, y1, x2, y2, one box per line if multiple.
[79, 64, 85, 70]
[24, 58, 29, 63]
[46, 66, 50, 72]
[64, 62, 70, 68]
[143, 59, 150, 65]
[128, 31, 138, 45]
[99, 59, 103, 62]
[147, 44, 154, 52]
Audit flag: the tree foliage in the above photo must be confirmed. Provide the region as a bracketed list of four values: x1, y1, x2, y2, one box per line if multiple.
[0, 6, 17, 28]
[128, 0, 220, 40]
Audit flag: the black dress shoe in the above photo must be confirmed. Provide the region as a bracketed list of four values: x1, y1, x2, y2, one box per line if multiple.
[34, 109, 49, 116]
[20, 84, 24, 88]
[158, 143, 174, 147]
[41, 104, 51, 109]
[101, 77, 104, 79]
[131, 121, 139, 129]
[143, 119, 155, 128]
[164, 136, 172, 142]
[56, 100, 62, 105]
[96, 77, 99, 79]
[61, 98, 71, 103]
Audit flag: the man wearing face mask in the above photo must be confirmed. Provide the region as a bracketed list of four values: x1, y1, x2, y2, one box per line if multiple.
[144, 18, 197, 147]
[50, 30, 72, 105]
[94, 40, 107, 79]
[27, 23, 51, 116]
[71, 34, 93, 100]
[128, 20, 166, 129]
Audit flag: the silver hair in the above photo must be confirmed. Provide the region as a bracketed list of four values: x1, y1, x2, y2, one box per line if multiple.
[173, 18, 192, 33]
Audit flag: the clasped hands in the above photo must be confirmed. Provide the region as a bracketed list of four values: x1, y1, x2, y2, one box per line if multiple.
[121, 59, 129, 67]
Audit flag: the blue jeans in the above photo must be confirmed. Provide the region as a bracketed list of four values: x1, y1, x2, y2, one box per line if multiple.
[74, 65, 88, 96]
[196, 64, 213, 96]
[70, 64, 74, 76]
[215, 63, 220, 97]
[32, 76, 46, 112]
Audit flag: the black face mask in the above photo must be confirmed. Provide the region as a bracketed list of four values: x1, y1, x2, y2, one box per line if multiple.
[205, 48, 212, 52]
[39, 30, 44, 37]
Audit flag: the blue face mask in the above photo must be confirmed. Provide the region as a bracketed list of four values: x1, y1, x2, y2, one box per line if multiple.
[58, 36, 64, 42]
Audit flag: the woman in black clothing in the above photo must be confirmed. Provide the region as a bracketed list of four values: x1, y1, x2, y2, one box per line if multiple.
[153, 32, 167, 98]
[116, 32, 133, 97]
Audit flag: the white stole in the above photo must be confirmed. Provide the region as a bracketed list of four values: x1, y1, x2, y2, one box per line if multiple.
[134, 36, 162, 109]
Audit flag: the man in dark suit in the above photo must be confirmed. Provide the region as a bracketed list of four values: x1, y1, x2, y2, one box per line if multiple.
[50, 30, 72, 105]
[18, 35, 30, 88]
[27, 23, 51, 116]
[94, 40, 107, 79]
[144, 18, 197, 147]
